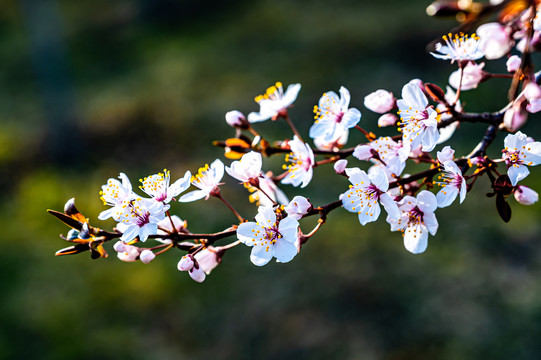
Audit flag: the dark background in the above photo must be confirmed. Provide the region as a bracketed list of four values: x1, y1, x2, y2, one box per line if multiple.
[1, 0, 541, 359]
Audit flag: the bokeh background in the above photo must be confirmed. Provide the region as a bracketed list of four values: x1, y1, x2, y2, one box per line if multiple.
[2, 0, 541, 359]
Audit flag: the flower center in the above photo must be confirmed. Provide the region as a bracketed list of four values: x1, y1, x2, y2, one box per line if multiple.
[408, 206, 424, 226]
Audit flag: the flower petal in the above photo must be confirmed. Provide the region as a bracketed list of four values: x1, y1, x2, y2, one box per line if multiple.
[250, 244, 273, 266]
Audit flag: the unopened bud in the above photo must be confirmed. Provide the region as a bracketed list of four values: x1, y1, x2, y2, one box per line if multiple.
[194, 247, 223, 274]
[449, 62, 485, 91]
[378, 113, 398, 127]
[284, 196, 312, 220]
[477, 22, 511, 60]
[506, 55, 521, 73]
[139, 249, 156, 264]
[524, 82, 541, 102]
[113, 241, 126, 253]
[514, 185, 539, 205]
[334, 159, 348, 174]
[437, 146, 455, 163]
[225, 110, 249, 129]
[363, 89, 395, 113]
[504, 99, 529, 132]
[189, 264, 206, 283]
[177, 255, 194, 271]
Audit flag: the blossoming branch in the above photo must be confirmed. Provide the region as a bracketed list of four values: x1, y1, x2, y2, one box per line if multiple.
[49, 0, 541, 282]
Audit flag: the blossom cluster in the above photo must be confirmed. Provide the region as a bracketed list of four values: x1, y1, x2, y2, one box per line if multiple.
[49, 1, 541, 282]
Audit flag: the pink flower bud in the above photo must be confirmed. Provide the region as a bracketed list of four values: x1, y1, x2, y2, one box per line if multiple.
[504, 99, 529, 132]
[225, 110, 249, 129]
[514, 185, 539, 205]
[113, 241, 126, 253]
[506, 55, 521, 73]
[378, 113, 398, 127]
[437, 146, 455, 163]
[116, 244, 140, 262]
[334, 159, 348, 174]
[194, 247, 223, 274]
[363, 90, 395, 113]
[527, 99, 541, 113]
[177, 255, 194, 271]
[139, 249, 156, 264]
[524, 82, 541, 102]
[189, 265, 206, 283]
[449, 62, 485, 91]
[477, 22, 511, 59]
[408, 79, 424, 90]
[284, 196, 312, 220]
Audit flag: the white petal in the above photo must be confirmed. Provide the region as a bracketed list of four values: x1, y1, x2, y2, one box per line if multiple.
[417, 190, 438, 213]
[380, 193, 400, 220]
[423, 213, 439, 235]
[278, 217, 299, 241]
[369, 166, 389, 192]
[508, 165, 529, 186]
[402, 82, 428, 110]
[338, 86, 351, 109]
[273, 240, 298, 263]
[282, 83, 301, 107]
[98, 207, 116, 220]
[250, 244, 273, 266]
[436, 187, 459, 208]
[236, 222, 261, 245]
[178, 190, 208, 202]
[210, 159, 225, 183]
[403, 224, 428, 254]
[341, 108, 361, 128]
[353, 145, 373, 160]
[357, 201, 380, 225]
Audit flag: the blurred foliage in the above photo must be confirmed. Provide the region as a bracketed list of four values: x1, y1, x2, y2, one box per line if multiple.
[1, 0, 541, 359]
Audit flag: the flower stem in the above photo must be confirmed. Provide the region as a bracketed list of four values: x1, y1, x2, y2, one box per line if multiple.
[215, 193, 245, 222]
[284, 114, 304, 141]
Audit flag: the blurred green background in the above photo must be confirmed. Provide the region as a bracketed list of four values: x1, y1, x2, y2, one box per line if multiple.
[2, 0, 541, 359]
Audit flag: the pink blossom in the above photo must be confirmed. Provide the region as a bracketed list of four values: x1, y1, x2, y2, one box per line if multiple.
[449, 62, 486, 91]
[504, 99, 529, 132]
[378, 113, 398, 127]
[514, 185, 539, 205]
[506, 55, 521, 73]
[477, 22, 511, 59]
[364, 89, 395, 113]
[334, 159, 348, 174]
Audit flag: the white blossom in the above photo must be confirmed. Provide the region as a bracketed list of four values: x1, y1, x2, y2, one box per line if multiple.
[387, 191, 439, 254]
[248, 82, 301, 123]
[502, 132, 541, 186]
[236, 206, 299, 266]
[342, 166, 400, 225]
[281, 136, 315, 188]
[179, 159, 225, 202]
[309, 86, 361, 142]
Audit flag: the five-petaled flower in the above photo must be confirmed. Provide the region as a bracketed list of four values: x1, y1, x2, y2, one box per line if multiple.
[387, 190, 439, 254]
[397, 82, 440, 152]
[236, 206, 299, 266]
[140, 169, 191, 203]
[342, 166, 400, 225]
[225, 151, 263, 184]
[309, 86, 361, 143]
[179, 159, 225, 202]
[435, 161, 467, 208]
[247, 82, 301, 123]
[113, 197, 167, 243]
[281, 136, 315, 188]
[98, 173, 135, 220]
[502, 131, 541, 186]
[353, 136, 409, 176]
[431, 32, 484, 63]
